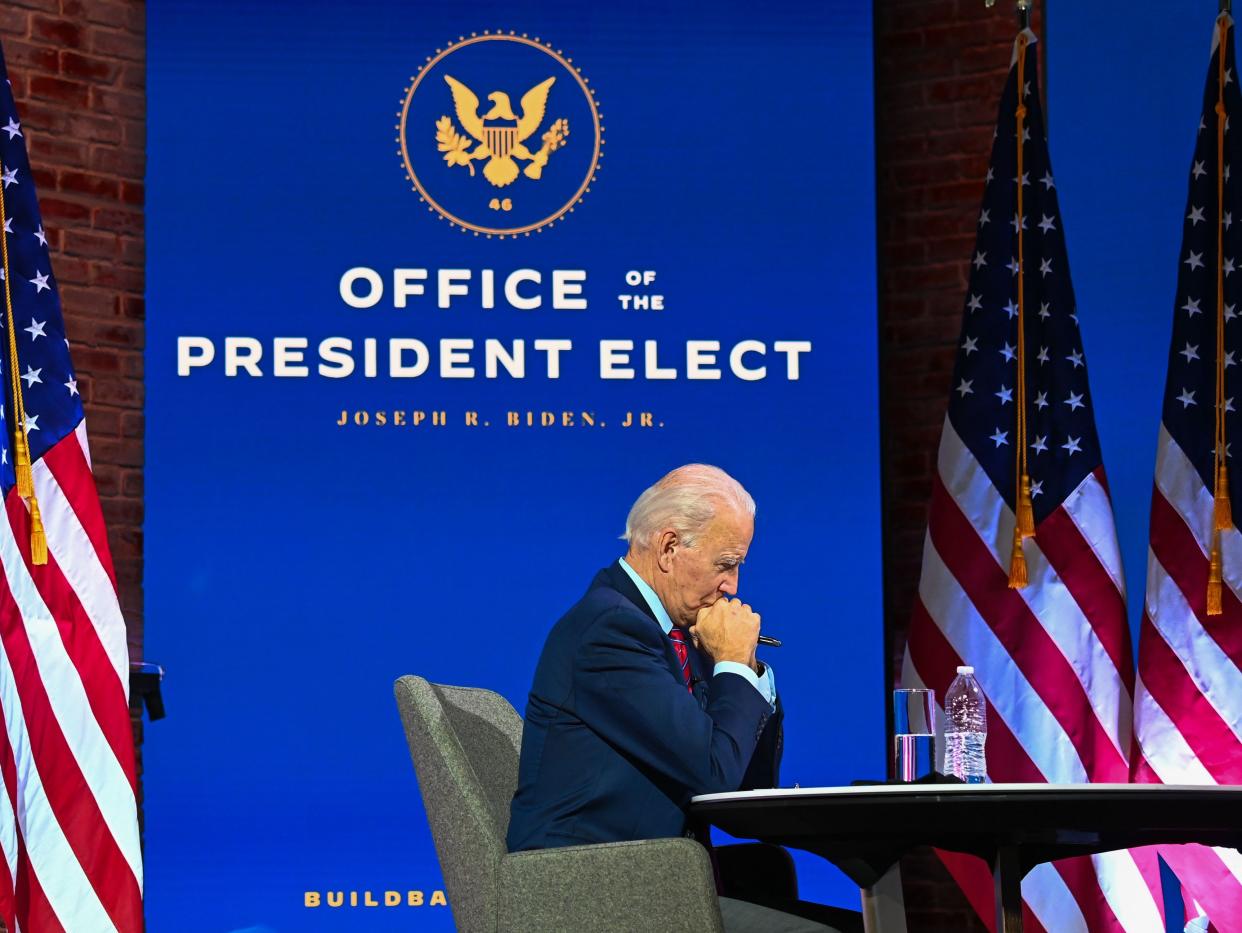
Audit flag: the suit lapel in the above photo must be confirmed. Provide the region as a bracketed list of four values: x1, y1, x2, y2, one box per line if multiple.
[595, 563, 688, 686]
[596, 562, 657, 623]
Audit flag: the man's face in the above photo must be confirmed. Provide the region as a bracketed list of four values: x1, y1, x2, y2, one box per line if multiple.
[664, 506, 754, 628]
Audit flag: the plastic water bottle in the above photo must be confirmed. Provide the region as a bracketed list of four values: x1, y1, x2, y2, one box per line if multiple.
[944, 665, 988, 783]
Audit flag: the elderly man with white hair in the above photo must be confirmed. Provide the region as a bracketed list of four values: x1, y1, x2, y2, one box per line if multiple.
[507, 465, 858, 933]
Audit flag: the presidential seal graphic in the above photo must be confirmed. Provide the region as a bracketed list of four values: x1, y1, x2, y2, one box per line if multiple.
[397, 32, 603, 237]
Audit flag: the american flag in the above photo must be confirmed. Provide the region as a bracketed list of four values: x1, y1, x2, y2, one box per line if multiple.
[0, 44, 143, 932]
[1131, 12, 1242, 928]
[900, 29, 1168, 930]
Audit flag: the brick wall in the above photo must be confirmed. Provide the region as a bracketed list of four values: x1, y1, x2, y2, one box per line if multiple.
[874, 1, 1043, 929]
[0, 0, 145, 796]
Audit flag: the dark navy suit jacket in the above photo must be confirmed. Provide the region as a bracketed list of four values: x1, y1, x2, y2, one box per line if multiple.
[506, 562, 784, 851]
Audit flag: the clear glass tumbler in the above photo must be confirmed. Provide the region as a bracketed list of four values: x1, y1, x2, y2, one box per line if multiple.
[892, 688, 936, 781]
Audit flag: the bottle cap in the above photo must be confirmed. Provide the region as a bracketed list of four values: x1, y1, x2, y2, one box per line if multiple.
[956, 665, 974, 674]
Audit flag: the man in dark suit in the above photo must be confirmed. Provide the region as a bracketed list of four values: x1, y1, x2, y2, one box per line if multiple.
[508, 465, 852, 933]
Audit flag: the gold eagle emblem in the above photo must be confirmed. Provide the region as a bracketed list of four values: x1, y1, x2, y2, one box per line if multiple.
[435, 75, 569, 187]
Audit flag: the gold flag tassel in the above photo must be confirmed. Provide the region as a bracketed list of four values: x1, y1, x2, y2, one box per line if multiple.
[1210, 18, 1232, 614]
[28, 497, 46, 565]
[1009, 32, 1034, 588]
[1008, 524, 1029, 588]
[1016, 474, 1036, 538]
[1209, 530, 1224, 616]
[1215, 462, 1233, 531]
[0, 162, 45, 564]
[11, 426, 31, 499]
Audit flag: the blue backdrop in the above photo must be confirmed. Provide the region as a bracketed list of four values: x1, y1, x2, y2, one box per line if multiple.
[144, 1, 880, 930]
[1047, 8, 1223, 641]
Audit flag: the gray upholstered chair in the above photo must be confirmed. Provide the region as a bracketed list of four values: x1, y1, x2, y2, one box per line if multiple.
[394, 674, 724, 932]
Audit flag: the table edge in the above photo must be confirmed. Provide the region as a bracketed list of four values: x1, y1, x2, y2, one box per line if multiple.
[690, 783, 1242, 805]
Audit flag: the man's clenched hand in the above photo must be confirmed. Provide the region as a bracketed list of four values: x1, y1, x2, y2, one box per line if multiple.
[689, 598, 760, 668]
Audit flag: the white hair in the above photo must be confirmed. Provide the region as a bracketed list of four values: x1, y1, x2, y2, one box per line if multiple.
[622, 464, 755, 549]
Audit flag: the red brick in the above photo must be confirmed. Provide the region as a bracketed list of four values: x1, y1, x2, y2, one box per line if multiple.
[70, 346, 123, 374]
[3, 39, 60, 74]
[60, 170, 121, 200]
[101, 494, 143, 524]
[91, 27, 144, 62]
[958, 44, 1013, 76]
[29, 135, 90, 170]
[59, 50, 121, 84]
[87, 407, 121, 436]
[91, 144, 143, 178]
[90, 85, 143, 121]
[89, 260, 141, 291]
[0, 8, 31, 36]
[119, 120, 141, 151]
[926, 128, 993, 158]
[120, 411, 142, 437]
[881, 0, 960, 30]
[92, 462, 120, 497]
[79, 319, 142, 349]
[30, 166, 55, 189]
[117, 235, 141, 266]
[48, 253, 91, 285]
[119, 351, 142, 379]
[893, 157, 973, 191]
[60, 282, 120, 316]
[30, 14, 83, 48]
[110, 526, 142, 559]
[4, 0, 58, 11]
[883, 28, 926, 54]
[120, 179, 142, 205]
[91, 434, 143, 466]
[76, 114, 126, 147]
[925, 17, 1020, 51]
[886, 240, 927, 267]
[42, 110, 123, 145]
[890, 262, 965, 292]
[89, 375, 141, 407]
[927, 73, 1008, 105]
[926, 233, 976, 264]
[918, 210, 977, 240]
[73, 0, 130, 29]
[39, 195, 92, 224]
[118, 62, 142, 92]
[62, 229, 119, 260]
[121, 469, 142, 498]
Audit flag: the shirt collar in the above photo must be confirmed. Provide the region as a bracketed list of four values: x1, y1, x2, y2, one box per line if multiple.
[618, 557, 674, 635]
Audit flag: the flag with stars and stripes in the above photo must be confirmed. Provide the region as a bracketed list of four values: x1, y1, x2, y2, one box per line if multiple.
[0, 44, 143, 933]
[1131, 12, 1242, 927]
[900, 29, 1168, 931]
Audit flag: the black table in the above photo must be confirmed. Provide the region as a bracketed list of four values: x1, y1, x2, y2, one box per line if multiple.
[690, 783, 1242, 933]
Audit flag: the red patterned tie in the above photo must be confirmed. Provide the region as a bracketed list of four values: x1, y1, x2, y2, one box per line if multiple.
[667, 628, 694, 693]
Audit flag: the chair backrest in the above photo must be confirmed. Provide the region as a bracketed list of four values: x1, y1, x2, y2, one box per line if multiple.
[394, 675, 523, 932]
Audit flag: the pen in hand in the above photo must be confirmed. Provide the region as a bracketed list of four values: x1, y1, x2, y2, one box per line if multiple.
[757, 634, 782, 647]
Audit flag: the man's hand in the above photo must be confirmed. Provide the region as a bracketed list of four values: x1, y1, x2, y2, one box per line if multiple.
[689, 598, 760, 668]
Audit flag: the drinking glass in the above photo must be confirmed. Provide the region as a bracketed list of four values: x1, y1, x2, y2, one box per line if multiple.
[893, 688, 936, 781]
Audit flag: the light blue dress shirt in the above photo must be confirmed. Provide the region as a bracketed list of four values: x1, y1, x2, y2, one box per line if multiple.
[618, 558, 776, 708]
